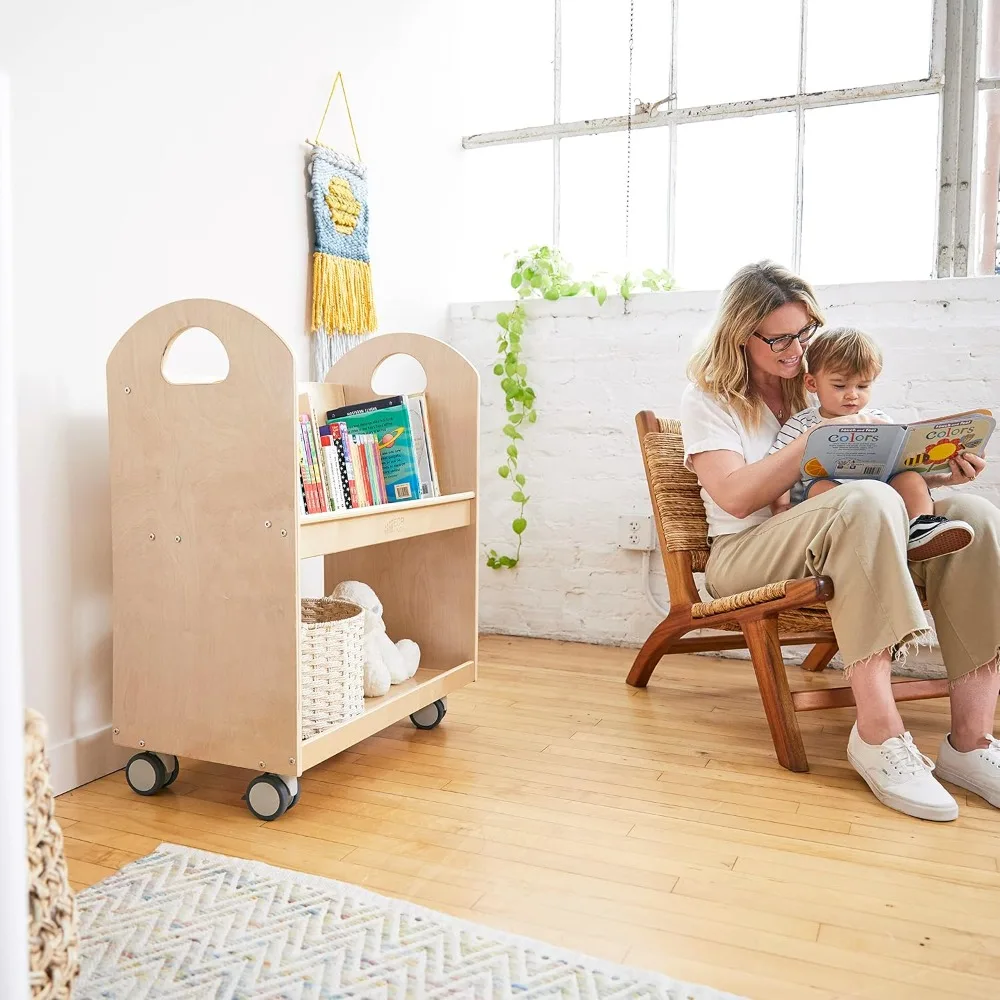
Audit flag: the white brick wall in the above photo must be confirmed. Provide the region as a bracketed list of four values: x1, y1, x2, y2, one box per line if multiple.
[447, 277, 1000, 677]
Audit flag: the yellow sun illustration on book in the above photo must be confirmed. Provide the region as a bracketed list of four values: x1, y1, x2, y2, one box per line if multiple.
[378, 427, 405, 449]
[923, 438, 964, 464]
[804, 457, 829, 478]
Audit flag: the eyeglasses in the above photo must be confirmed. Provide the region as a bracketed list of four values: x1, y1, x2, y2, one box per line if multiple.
[752, 321, 819, 354]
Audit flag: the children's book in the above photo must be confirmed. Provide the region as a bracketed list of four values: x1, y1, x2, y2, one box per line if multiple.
[326, 397, 421, 503]
[800, 410, 995, 482]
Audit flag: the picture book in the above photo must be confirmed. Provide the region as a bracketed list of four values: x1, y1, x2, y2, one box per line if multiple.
[326, 398, 421, 503]
[800, 409, 995, 483]
[407, 393, 440, 498]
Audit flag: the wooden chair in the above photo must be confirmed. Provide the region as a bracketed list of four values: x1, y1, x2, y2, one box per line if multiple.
[628, 411, 949, 772]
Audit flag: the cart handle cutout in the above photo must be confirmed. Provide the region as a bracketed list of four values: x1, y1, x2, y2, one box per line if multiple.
[370, 353, 427, 397]
[161, 327, 231, 385]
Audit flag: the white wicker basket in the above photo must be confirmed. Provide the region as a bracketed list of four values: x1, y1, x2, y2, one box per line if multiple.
[300, 598, 366, 739]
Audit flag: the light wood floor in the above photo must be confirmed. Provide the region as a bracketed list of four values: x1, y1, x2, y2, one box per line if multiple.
[58, 635, 1000, 1000]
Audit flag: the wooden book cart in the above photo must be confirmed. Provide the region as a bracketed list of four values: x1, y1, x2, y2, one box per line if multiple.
[627, 411, 948, 772]
[107, 299, 479, 819]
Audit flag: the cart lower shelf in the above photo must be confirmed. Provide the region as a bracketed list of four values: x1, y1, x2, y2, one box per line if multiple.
[300, 659, 475, 769]
[122, 658, 476, 821]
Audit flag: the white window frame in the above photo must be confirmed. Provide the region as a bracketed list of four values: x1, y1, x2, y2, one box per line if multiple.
[462, 0, 998, 281]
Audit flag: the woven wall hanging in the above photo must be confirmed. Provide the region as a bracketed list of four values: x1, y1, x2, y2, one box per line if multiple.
[307, 72, 377, 374]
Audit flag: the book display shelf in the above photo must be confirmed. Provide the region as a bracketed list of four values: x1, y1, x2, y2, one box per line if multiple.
[106, 299, 478, 819]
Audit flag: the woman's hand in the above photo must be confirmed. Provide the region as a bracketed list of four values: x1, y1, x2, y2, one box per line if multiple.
[927, 452, 986, 488]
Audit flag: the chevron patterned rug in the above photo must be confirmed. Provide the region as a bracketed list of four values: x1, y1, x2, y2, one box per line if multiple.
[74, 843, 746, 999]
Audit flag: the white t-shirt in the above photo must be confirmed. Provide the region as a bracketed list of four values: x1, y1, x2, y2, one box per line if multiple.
[678, 383, 780, 538]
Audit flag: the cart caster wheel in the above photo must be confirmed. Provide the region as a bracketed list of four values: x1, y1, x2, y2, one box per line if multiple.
[410, 698, 447, 731]
[125, 752, 169, 796]
[162, 755, 180, 787]
[245, 773, 296, 821]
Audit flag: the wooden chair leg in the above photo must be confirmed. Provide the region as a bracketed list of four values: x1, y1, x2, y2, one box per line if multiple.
[627, 612, 691, 688]
[741, 616, 809, 773]
[801, 641, 838, 673]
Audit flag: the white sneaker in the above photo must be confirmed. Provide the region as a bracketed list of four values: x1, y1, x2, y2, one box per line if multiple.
[847, 723, 958, 821]
[935, 734, 1000, 808]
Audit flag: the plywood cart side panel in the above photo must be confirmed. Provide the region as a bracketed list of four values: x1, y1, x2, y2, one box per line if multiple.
[322, 333, 480, 677]
[107, 299, 300, 771]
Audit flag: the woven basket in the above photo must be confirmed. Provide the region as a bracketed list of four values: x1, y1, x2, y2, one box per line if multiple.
[300, 598, 366, 739]
[25, 709, 79, 999]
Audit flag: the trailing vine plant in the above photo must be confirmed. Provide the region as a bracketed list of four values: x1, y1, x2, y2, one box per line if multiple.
[486, 246, 674, 570]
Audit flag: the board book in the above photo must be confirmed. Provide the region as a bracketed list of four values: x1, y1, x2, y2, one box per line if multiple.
[800, 409, 995, 483]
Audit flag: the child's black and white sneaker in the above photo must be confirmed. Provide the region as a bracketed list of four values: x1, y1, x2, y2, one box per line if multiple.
[907, 515, 975, 562]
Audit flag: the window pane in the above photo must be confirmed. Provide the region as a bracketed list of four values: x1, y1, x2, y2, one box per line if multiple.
[800, 95, 938, 284]
[973, 89, 1000, 276]
[982, 0, 1000, 78]
[806, 0, 933, 92]
[559, 127, 670, 279]
[458, 142, 553, 300]
[676, 0, 799, 107]
[561, 0, 671, 122]
[460, 2, 554, 134]
[673, 113, 796, 292]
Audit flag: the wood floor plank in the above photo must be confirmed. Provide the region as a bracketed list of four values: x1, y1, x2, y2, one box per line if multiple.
[57, 634, 1000, 1000]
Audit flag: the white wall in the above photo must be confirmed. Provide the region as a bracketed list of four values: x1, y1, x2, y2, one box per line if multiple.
[0, 70, 29, 1000]
[448, 277, 1000, 678]
[0, 0, 468, 793]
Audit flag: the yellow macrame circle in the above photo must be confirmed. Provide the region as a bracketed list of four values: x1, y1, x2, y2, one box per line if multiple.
[325, 177, 361, 235]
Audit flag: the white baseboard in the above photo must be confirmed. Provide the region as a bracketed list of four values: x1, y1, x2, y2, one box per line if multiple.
[48, 725, 131, 796]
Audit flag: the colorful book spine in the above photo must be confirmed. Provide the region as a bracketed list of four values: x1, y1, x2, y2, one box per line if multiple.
[328, 398, 421, 504]
[334, 423, 360, 508]
[369, 434, 389, 503]
[407, 393, 438, 498]
[355, 434, 372, 506]
[319, 429, 346, 511]
[304, 413, 330, 512]
[298, 417, 324, 514]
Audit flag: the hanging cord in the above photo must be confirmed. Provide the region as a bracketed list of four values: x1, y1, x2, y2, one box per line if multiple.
[625, 0, 635, 261]
[310, 71, 362, 161]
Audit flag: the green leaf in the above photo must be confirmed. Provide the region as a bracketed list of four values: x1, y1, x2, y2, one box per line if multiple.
[596, 286, 608, 306]
[510, 412, 523, 424]
[505, 398, 514, 412]
[510, 272, 523, 288]
[487, 555, 498, 568]
[496, 312, 510, 329]
[493, 363, 503, 375]
[504, 359, 517, 376]
[503, 425, 523, 440]
[543, 288, 560, 301]
[498, 339, 508, 352]
[512, 517, 527, 535]
[516, 363, 527, 377]
[511, 490, 526, 503]
[515, 473, 526, 485]
[507, 444, 518, 459]
[498, 465, 510, 478]
[528, 410, 538, 423]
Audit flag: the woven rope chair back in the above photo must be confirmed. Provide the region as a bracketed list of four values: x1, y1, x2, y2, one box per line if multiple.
[640, 417, 711, 575]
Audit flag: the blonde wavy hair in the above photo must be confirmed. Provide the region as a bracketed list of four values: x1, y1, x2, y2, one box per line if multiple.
[687, 260, 825, 428]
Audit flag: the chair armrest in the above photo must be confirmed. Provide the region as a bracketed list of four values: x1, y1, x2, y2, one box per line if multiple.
[691, 576, 834, 621]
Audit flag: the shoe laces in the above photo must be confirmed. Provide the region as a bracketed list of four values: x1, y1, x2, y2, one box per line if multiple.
[883, 732, 934, 778]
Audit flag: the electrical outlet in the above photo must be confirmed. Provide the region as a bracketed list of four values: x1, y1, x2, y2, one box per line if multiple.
[618, 514, 654, 551]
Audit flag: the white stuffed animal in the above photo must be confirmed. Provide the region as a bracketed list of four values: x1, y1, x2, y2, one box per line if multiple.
[331, 581, 420, 697]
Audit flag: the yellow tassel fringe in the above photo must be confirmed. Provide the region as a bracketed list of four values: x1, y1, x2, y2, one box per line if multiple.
[311, 252, 377, 336]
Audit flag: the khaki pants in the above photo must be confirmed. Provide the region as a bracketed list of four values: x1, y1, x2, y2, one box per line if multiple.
[705, 480, 1000, 680]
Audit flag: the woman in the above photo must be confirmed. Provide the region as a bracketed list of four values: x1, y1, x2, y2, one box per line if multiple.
[681, 260, 1000, 822]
